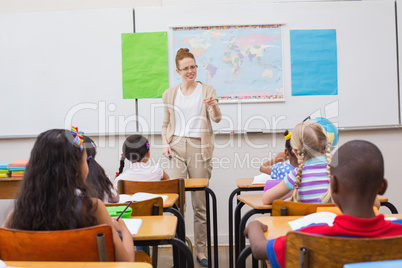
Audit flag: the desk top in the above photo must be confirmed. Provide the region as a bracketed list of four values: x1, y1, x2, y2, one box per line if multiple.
[184, 178, 208, 188]
[237, 193, 272, 210]
[255, 214, 402, 240]
[3, 261, 152, 267]
[162, 193, 179, 208]
[236, 178, 264, 189]
[378, 195, 388, 202]
[132, 215, 177, 241]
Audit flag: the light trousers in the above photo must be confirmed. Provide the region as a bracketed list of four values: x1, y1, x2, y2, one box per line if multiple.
[167, 136, 212, 254]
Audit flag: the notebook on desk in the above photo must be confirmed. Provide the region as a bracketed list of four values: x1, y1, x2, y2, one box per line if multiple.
[119, 192, 168, 203]
[122, 218, 142, 235]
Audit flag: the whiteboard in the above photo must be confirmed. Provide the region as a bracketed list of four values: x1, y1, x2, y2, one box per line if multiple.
[0, 8, 136, 137]
[135, 0, 399, 132]
[398, 0, 402, 124]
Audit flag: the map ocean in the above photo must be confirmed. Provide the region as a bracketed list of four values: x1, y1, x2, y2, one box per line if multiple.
[172, 25, 284, 101]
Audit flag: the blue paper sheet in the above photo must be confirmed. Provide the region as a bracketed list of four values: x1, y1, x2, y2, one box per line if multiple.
[290, 29, 338, 96]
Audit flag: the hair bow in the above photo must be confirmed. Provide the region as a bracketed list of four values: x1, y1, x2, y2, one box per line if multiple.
[71, 126, 84, 151]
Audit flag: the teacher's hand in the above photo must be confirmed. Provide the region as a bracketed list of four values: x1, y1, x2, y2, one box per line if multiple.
[203, 96, 218, 107]
[163, 146, 172, 160]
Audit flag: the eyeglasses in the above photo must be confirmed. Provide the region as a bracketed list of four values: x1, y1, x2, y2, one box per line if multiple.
[178, 65, 198, 72]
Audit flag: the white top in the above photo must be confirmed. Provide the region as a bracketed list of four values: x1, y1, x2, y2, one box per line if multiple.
[114, 162, 164, 189]
[173, 83, 203, 138]
[103, 186, 118, 204]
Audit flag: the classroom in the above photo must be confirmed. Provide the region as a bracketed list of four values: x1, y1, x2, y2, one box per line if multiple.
[1, 0, 402, 267]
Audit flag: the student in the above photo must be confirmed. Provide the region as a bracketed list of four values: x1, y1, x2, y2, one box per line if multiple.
[262, 121, 332, 205]
[245, 140, 402, 268]
[260, 130, 298, 192]
[83, 136, 119, 203]
[115, 134, 169, 189]
[2, 128, 135, 262]
[114, 134, 169, 256]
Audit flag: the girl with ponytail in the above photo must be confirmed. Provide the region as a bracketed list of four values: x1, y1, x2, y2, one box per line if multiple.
[262, 121, 332, 204]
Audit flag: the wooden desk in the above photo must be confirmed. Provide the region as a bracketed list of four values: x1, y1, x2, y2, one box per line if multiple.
[132, 215, 177, 241]
[237, 193, 271, 210]
[4, 261, 152, 268]
[0, 177, 22, 199]
[234, 194, 272, 262]
[132, 215, 193, 268]
[184, 178, 219, 268]
[236, 178, 265, 189]
[184, 178, 208, 188]
[161, 193, 179, 209]
[229, 179, 399, 268]
[378, 195, 398, 213]
[228, 178, 265, 268]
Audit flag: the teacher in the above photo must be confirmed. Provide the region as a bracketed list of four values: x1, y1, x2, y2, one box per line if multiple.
[162, 48, 221, 266]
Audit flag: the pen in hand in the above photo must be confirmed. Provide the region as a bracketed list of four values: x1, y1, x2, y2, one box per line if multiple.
[116, 201, 132, 221]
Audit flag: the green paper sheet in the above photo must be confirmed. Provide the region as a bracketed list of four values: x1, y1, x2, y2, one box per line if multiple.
[122, 32, 169, 99]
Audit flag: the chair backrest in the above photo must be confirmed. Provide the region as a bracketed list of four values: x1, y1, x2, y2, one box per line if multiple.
[272, 200, 336, 216]
[118, 178, 185, 214]
[285, 231, 402, 268]
[105, 196, 163, 216]
[0, 224, 114, 262]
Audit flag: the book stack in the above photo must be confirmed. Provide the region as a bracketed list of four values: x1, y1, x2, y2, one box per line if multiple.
[9, 160, 28, 178]
[0, 162, 10, 178]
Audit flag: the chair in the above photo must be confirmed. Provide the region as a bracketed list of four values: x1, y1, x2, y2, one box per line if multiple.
[117, 178, 189, 267]
[0, 224, 114, 262]
[118, 178, 185, 215]
[286, 231, 402, 268]
[272, 200, 337, 216]
[240, 200, 337, 268]
[106, 197, 163, 267]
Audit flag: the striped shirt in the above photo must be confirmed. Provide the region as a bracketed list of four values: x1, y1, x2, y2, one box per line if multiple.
[284, 156, 329, 203]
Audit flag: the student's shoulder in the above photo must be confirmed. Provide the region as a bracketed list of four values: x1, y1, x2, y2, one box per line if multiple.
[91, 198, 113, 224]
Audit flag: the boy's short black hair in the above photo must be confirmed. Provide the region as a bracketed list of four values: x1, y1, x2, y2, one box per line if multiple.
[330, 140, 384, 196]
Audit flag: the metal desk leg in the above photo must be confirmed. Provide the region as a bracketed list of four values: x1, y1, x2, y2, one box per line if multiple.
[164, 207, 186, 242]
[381, 201, 399, 214]
[205, 189, 211, 268]
[234, 201, 245, 266]
[164, 207, 186, 268]
[239, 208, 270, 261]
[236, 246, 252, 268]
[170, 237, 195, 268]
[206, 187, 219, 268]
[229, 187, 263, 268]
[228, 188, 242, 268]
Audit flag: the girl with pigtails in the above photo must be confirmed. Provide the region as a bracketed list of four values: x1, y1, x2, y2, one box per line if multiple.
[262, 121, 332, 205]
[114, 134, 169, 190]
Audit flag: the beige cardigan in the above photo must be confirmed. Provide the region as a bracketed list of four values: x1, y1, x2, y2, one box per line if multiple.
[161, 82, 222, 161]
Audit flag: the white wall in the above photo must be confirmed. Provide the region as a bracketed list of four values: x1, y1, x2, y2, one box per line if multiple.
[0, 0, 401, 246]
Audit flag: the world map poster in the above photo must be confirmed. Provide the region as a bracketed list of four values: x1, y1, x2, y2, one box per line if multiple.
[172, 25, 284, 102]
